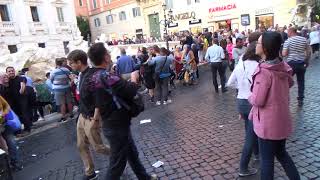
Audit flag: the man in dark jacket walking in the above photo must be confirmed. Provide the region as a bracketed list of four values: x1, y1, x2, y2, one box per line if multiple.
[87, 43, 157, 180]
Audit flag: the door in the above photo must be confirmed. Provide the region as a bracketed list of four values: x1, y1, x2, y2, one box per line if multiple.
[148, 13, 161, 39]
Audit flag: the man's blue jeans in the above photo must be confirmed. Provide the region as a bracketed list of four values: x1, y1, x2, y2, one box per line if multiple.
[258, 138, 300, 180]
[237, 99, 259, 171]
[102, 125, 151, 180]
[2, 126, 21, 166]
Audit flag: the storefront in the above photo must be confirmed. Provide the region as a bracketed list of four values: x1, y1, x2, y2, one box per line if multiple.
[207, 2, 240, 31]
[254, 7, 274, 29]
[168, 10, 205, 34]
[205, 0, 296, 32]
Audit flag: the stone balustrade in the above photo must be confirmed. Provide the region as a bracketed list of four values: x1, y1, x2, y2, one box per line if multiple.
[0, 21, 15, 32]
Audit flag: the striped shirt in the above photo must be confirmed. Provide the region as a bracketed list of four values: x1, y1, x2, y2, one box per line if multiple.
[50, 67, 71, 92]
[283, 36, 308, 63]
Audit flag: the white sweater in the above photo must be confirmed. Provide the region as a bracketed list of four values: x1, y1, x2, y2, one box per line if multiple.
[227, 60, 259, 99]
[309, 31, 320, 45]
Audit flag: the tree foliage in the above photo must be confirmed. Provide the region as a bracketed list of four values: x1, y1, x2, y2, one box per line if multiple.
[76, 16, 90, 41]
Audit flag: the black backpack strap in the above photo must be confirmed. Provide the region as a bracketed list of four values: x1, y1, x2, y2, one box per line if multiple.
[98, 70, 130, 111]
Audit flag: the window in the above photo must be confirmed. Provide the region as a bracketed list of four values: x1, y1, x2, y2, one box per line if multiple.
[132, 7, 141, 17]
[119, 11, 126, 21]
[30, 6, 40, 22]
[94, 18, 101, 27]
[0, 5, 10, 21]
[106, 0, 111, 4]
[79, 0, 83, 6]
[187, 0, 191, 5]
[38, 43, 45, 48]
[63, 41, 69, 54]
[165, 0, 173, 9]
[92, 0, 97, 9]
[106, 15, 113, 24]
[195, 0, 200, 3]
[8, 45, 17, 54]
[56, 7, 64, 22]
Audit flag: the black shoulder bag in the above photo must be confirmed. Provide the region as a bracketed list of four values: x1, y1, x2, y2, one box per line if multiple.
[99, 71, 144, 118]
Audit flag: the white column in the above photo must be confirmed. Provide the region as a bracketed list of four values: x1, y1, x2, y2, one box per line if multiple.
[13, 0, 30, 36]
[43, 0, 57, 35]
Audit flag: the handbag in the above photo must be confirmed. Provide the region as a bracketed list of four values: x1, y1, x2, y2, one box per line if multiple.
[99, 71, 144, 118]
[154, 56, 168, 81]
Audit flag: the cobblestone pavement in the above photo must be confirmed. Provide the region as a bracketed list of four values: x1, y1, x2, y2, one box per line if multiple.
[13, 59, 320, 180]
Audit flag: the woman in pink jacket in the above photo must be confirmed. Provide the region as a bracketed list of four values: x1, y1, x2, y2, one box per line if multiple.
[249, 31, 300, 180]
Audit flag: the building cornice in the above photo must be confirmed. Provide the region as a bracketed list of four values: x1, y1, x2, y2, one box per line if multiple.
[89, 0, 136, 17]
[23, 0, 43, 6]
[0, 0, 14, 4]
[50, 0, 67, 6]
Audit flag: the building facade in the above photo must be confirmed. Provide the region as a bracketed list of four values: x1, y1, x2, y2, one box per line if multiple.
[86, 0, 299, 42]
[166, 0, 297, 34]
[88, 0, 145, 42]
[74, 0, 89, 17]
[0, 0, 79, 55]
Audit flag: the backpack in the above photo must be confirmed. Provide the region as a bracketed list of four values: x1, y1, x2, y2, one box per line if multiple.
[99, 71, 144, 118]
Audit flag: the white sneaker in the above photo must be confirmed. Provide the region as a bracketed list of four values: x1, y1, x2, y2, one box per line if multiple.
[163, 99, 172, 105]
[155, 101, 161, 106]
[38, 117, 45, 121]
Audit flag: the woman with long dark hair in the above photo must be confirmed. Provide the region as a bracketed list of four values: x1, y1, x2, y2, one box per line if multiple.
[227, 41, 260, 177]
[250, 32, 300, 180]
[182, 44, 197, 85]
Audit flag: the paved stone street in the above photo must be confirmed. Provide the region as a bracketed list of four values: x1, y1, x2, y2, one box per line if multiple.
[13, 59, 320, 180]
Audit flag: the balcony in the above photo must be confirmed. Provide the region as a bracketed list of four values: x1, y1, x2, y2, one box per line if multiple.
[29, 22, 48, 34]
[0, 22, 19, 36]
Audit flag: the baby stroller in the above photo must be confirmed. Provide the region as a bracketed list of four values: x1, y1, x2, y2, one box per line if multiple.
[177, 61, 195, 85]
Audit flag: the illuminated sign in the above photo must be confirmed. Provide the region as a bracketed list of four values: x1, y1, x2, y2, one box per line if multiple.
[209, 4, 237, 13]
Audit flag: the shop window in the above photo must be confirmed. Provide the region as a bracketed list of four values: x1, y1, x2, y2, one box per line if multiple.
[132, 7, 141, 17]
[30, 6, 40, 22]
[0, 5, 10, 21]
[38, 43, 45, 48]
[190, 26, 201, 34]
[106, 15, 113, 24]
[8, 45, 17, 54]
[255, 15, 274, 30]
[217, 20, 231, 30]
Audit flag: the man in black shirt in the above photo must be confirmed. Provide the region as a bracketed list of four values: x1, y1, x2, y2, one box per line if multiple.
[87, 43, 157, 180]
[67, 50, 110, 180]
[6, 67, 32, 134]
[183, 31, 194, 47]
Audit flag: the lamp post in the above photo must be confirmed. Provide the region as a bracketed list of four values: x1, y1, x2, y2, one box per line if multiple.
[154, 3, 173, 50]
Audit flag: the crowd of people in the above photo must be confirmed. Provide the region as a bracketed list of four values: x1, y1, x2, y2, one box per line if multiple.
[0, 22, 318, 180]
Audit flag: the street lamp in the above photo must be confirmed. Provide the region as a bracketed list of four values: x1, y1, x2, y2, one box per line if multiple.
[153, 3, 174, 50]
